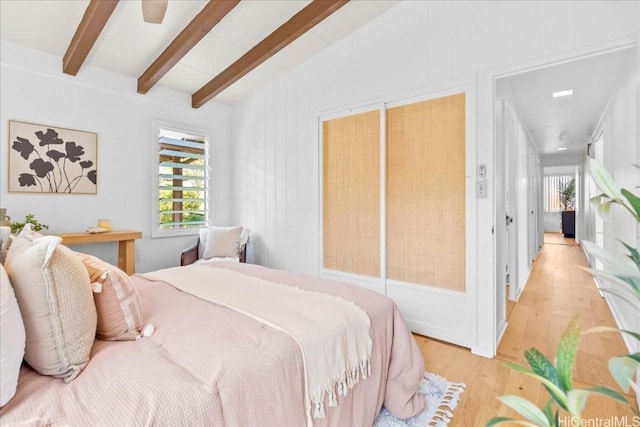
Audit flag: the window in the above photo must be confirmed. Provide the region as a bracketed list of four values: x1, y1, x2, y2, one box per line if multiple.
[543, 175, 574, 213]
[152, 122, 211, 237]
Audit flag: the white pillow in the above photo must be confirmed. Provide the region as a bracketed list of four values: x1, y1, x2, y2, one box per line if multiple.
[199, 227, 249, 258]
[0, 264, 25, 407]
[202, 226, 243, 260]
[198, 227, 209, 257]
[4, 235, 96, 382]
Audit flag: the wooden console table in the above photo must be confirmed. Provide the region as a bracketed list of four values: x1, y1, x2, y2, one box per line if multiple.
[56, 230, 142, 275]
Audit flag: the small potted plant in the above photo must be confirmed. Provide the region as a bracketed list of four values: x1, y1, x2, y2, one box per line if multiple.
[559, 178, 575, 237]
[10, 213, 49, 235]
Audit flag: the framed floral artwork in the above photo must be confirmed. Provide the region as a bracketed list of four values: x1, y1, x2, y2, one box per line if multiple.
[8, 120, 97, 194]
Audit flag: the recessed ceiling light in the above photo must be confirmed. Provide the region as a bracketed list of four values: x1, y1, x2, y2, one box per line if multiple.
[553, 89, 574, 98]
[557, 147, 568, 151]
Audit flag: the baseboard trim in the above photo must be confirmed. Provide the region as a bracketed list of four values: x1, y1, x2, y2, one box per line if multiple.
[407, 320, 470, 350]
[602, 290, 638, 355]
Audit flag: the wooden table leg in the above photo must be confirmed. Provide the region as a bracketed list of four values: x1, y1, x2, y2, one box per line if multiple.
[118, 239, 136, 275]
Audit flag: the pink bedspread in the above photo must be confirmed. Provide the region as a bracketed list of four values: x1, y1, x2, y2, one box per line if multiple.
[0, 262, 425, 426]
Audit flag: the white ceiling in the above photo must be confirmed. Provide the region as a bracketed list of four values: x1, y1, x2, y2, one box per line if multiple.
[3, 0, 634, 159]
[503, 47, 635, 166]
[0, 0, 400, 105]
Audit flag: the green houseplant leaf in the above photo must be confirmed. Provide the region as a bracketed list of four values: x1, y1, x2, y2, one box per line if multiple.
[584, 385, 629, 404]
[596, 200, 613, 220]
[525, 347, 565, 399]
[556, 316, 581, 392]
[609, 354, 640, 393]
[566, 386, 628, 416]
[590, 159, 624, 200]
[620, 330, 640, 341]
[566, 389, 590, 416]
[486, 416, 540, 427]
[619, 241, 640, 270]
[503, 361, 568, 410]
[497, 395, 551, 426]
[621, 188, 640, 220]
[541, 399, 558, 426]
[9, 213, 49, 234]
[581, 241, 640, 281]
[580, 267, 640, 302]
[583, 326, 640, 342]
[599, 287, 640, 311]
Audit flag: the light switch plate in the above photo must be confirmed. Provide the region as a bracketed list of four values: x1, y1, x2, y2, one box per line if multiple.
[477, 179, 488, 198]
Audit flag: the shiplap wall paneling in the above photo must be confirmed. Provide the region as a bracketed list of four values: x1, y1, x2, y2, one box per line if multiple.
[386, 93, 466, 291]
[322, 110, 381, 277]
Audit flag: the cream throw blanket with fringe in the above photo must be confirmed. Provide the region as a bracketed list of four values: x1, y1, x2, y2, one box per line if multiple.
[141, 264, 372, 426]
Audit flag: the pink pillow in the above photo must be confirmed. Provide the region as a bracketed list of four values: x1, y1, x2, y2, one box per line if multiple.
[77, 253, 143, 341]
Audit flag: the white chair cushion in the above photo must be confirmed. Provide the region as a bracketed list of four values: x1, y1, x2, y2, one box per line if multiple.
[202, 226, 243, 260]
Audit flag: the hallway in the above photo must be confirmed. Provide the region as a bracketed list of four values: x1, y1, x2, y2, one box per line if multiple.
[415, 234, 635, 426]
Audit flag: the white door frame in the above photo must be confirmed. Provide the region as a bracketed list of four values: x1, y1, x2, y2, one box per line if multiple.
[503, 102, 519, 301]
[486, 36, 638, 356]
[494, 99, 508, 348]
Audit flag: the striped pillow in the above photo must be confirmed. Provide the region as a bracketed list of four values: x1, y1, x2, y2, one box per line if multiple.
[77, 253, 143, 341]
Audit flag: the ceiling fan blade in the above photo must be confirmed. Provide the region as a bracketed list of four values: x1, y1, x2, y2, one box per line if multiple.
[142, 0, 168, 24]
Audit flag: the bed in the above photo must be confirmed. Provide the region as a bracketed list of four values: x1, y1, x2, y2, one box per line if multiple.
[0, 252, 426, 426]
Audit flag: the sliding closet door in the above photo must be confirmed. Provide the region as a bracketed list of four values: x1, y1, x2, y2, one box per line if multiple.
[386, 93, 466, 291]
[322, 110, 380, 278]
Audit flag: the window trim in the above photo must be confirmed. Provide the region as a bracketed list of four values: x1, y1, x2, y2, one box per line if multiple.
[151, 120, 212, 238]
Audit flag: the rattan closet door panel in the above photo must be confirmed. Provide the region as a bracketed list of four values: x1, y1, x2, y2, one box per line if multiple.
[322, 111, 380, 278]
[386, 94, 466, 291]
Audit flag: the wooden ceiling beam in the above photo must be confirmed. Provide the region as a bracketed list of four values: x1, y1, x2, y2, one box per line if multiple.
[192, 0, 349, 108]
[63, 0, 119, 76]
[137, 0, 241, 95]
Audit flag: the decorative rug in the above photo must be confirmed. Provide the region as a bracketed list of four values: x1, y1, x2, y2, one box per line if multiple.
[374, 372, 466, 427]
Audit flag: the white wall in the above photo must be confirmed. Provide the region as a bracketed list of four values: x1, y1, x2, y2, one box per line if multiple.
[0, 41, 233, 273]
[545, 166, 576, 175]
[231, 1, 640, 355]
[588, 45, 640, 354]
[544, 213, 562, 232]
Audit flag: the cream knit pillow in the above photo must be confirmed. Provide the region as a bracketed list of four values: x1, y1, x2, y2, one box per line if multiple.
[4, 235, 96, 382]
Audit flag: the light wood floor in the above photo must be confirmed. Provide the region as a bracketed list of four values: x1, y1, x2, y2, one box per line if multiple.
[544, 231, 578, 246]
[414, 233, 636, 426]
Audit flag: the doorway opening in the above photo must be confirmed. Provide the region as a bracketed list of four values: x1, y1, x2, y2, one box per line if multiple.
[493, 45, 636, 337]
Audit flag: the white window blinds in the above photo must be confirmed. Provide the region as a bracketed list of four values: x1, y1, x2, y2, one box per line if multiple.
[543, 175, 573, 213]
[156, 127, 210, 234]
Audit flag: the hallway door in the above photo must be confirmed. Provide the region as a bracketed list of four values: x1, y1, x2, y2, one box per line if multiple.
[504, 104, 518, 301]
